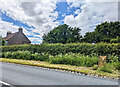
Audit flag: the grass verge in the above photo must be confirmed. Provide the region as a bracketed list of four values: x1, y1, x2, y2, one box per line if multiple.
[0, 58, 118, 79]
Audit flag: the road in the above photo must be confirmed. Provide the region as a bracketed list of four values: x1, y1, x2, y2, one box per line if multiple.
[0, 62, 118, 85]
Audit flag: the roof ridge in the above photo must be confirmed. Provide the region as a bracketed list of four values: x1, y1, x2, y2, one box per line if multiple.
[4, 32, 18, 40]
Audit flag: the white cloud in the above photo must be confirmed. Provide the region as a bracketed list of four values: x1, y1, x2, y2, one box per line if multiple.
[0, 19, 18, 37]
[0, 0, 119, 44]
[0, 0, 59, 43]
[0, 18, 34, 40]
[0, 18, 41, 44]
[86, 0, 119, 2]
[74, 9, 81, 14]
[64, 1, 118, 35]
[28, 37, 42, 44]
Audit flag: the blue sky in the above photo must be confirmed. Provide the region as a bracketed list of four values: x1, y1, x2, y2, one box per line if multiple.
[1, 2, 81, 26]
[54, 2, 82, 24]
[0, 1, 83, 44]
[1, 10, 42, 44]
[0, 0, 118, 44]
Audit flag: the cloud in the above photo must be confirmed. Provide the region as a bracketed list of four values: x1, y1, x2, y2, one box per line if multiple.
[0, 18, 33, 39]
[0, 18, 42, 44]
[64, 1, 118, 35]
[28, 37, 42, 44]
[86, 0, 119, 2]
[0, 0, 119, 44]
[0, 18, 18, 37]
[0, 0, 60, 43]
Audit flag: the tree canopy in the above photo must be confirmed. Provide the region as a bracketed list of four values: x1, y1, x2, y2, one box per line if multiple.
[2, 39, 5, 46]
[0, 36, 5, 46]
[42, 21, 120, 44]
[82, 21, 120, 43]
[42, 24, 82, 44]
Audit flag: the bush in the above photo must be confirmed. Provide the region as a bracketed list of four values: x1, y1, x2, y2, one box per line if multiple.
[1, 42, 119, 69]
[110, 39, 118, 43]
[106, 54, 119, 63]
[110, 36, 120, 43]
[93, 65, 98, 70]
[49, 53, 98, 67]
[98, 66, 112, 73]
[2, 51, 99, 67]
[1, 50, 119, 70]
[1, 43, 119, 56]
[113, 62, 120, 70]
[2, 51, 49, 61]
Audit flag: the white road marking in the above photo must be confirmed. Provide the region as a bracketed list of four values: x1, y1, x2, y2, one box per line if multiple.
[0, 80, 10, 86]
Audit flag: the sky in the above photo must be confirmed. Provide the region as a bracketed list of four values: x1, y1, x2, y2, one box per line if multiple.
[0, 0, 119, 44]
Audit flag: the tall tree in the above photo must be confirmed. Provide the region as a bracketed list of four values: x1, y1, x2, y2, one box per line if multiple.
[0, 36, 5, 46]
[42, 24, 82, 44]
[2, 39, 5, 46]
[82, 21, 120, 43]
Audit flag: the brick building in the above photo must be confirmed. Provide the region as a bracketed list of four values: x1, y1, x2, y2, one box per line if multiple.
[4, 27, 31, 45]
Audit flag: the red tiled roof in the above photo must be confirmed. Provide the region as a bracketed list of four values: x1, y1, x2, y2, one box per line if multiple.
[4, 32, 18, 41]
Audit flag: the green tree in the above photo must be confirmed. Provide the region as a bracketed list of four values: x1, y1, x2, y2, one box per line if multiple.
[110, 36, 120, 43]
[82, 21, 120, 43]
[2, 39, 5, 46]
[42, 24, 82, 44]
[0, 36, 5, 46]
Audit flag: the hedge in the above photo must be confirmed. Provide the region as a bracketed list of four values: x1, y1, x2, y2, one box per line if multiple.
[49, 53, 99, 67]
[1, 43, 119, 56]
[1, 51, 49, 61]
[0, 51, 98, 67]
[1, 51, 119, 69]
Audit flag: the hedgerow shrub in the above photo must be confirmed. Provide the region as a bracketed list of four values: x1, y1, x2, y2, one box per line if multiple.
[1, 51, 119, 69]
[106, 54, 119, 63]
[110, 36, 120, 43]
[97, 63, 118, 73]
[49, 53, 98, 67]
[93, 65, 98, 70]
[98, 66, 112, 73]
[113, 62, 120, 70]
[1, 43, 119, 56]
[1, 51, 98, 67]
[1, 43, 119, 68]
[1, 51, 49, 61]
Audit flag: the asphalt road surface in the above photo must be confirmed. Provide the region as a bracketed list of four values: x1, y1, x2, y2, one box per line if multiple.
[0, 62, 118, 85]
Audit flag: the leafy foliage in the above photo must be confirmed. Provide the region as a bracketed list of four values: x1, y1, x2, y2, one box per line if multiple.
[0, 37, 5, 46]
[93, 65, 98, 70]
[110, 36, 120, 43]
[43, 24, 82, 44]
[1, 51, 119, 70]
[1, 51, 49, 61]
[1, 51, 98, 67]
[2, 43, 119, 56]
[49, 53, 98, 67]
[113, 62, 120, 70]
[82, 21, 120, 43]
[2, 39, 5, 46]
[98, 66, 112, 73]
[1, 42, 119, 71]
[43, 21, 120, 43]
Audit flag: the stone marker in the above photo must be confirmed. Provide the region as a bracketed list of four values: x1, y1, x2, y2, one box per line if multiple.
[98, 56, 106, 67]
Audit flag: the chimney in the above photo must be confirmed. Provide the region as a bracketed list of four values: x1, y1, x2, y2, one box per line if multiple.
[7, 31, 12, 36]
[19, 27, 23, 32]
